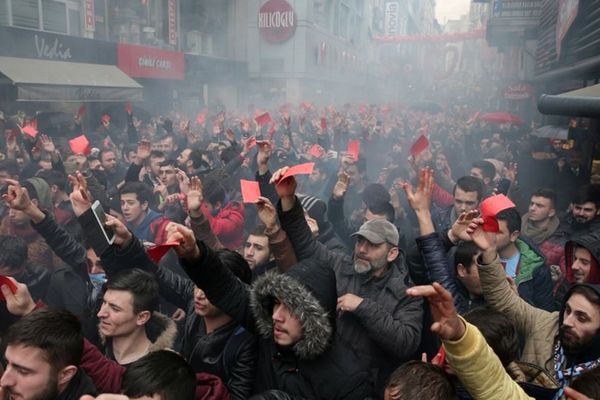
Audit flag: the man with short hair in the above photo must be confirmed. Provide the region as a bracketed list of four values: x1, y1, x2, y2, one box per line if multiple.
[470, 160, 496, 195]
[433, 175, 483, 233]
[243, 226, 273, 276]
[1, 306, 97, 399]
[99, 150, 124, 193]
[561, 185, 600, 236]
[119, 182, 171, 245]
[201, 178, 244, 250]
[384, 361, 455, 400]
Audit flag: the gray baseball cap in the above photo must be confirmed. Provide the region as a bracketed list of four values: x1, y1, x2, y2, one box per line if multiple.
[351, 218, 399, 246]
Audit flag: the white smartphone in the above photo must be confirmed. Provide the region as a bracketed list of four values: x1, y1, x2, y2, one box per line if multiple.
[91, 200, 115, 245]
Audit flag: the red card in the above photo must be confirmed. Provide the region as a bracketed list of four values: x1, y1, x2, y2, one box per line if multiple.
[69, 135, 91, 155]
[308, 144, 325, 159]
[240, 180, 261, 203]
[125, 102, 132, 115]
[196, 113, 205, 126]
[281, 162, 315, 181]
[255, 112, 273, 127]
[77, 105, 87, 118]
[347, 140, 360, 161]
[247, 137, 257, 149]
[147, 242, 180, 264]
[0, 275, 17, 301]
[480, 195, 516, 232]
[410, 134, 430, 156]
[320, 117, 327, 130]
[22, 125, 38, 138]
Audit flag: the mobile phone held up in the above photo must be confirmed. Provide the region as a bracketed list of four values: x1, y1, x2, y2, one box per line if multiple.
[91, 200, 115, 245]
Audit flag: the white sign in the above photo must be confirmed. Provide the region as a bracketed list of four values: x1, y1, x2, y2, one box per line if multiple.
[384, 2, 400, 36]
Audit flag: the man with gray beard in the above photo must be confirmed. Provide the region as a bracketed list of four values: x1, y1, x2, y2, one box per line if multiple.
[271, 166, 423, 398]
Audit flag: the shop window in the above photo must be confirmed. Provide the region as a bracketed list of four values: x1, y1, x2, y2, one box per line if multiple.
[12, 0, 40, 29]
[43, 0, 67, 33]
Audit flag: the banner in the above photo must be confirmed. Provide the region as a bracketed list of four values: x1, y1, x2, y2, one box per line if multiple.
[168, 0, 177, 46]
[384, 2, 400, 36]
[117, 43, 184, 80]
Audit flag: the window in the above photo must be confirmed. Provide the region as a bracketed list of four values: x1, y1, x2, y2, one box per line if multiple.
[68, 8, 80, 35]
[0, 0, 9, 25]
[12, 0, 40, 29]
[43, 0, 67, 33]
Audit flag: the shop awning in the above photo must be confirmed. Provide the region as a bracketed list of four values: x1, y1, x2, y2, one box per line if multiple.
[538, 83, 600, 118]
[0, 56, 143, 102]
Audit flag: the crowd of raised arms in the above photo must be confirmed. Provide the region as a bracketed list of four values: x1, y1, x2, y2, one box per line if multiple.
[0, 103, 598, 400]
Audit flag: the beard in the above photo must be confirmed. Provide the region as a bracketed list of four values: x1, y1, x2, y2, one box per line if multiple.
[560, 325, 587, 352]
[8, 373, 59, 400]
[353, 256, 388, 275]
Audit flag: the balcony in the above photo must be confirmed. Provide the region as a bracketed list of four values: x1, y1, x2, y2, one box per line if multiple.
[486, 0, 541, 47]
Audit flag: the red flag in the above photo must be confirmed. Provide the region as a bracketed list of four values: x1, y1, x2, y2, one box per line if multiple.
[255, 112, 273, 127]
[410, 135, 429, 156]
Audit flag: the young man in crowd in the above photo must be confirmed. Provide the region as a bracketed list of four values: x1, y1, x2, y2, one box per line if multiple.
[470, 160, 497, 196]
[119, 182, 171, 245]
[432, 175, 484, 233]
[561, 185, 600, 236]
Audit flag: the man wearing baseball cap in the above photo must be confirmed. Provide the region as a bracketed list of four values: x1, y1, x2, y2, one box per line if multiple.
[271, 166, 423, 396]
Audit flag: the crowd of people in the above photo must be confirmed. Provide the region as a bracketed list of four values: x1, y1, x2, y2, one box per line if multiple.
[0, 102, 598, 400]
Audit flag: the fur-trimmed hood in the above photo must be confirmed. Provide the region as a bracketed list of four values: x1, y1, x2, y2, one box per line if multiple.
[100, 311, 178, 353]
[250, 259, 337, 360]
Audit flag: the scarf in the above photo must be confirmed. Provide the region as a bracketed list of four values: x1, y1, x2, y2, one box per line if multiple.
[552, 340, 600, 399]
[521, 213, 560, 245]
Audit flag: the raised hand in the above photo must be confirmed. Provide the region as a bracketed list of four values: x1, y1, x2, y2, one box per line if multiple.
[39, 134, 56, 154]
[407, 282, 466, 341]
[136, 140, 152, 163]
[185, 176, 204, 216]
[332, 170, 349, 200]
[175, 168, 190, 194]
[68, 171, 92, 217]
[449, 210, 480, 243]
[402, 167, 433, 213]
[166, 223, 200, 260]
[467, 220, 496, 253]
[2, 179, 32, 211]
[104, 214, 133, 248]
[269, 166, 297, 199]
[255, 196, 278, 232]
[2, 277, 36, 317]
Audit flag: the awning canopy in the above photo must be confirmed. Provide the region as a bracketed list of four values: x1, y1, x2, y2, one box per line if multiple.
[0, 56, 143, 102]
[538, 83, 600, 118]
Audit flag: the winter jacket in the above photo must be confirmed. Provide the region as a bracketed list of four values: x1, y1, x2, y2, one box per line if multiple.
[202, 201, 245, 250]
[278, 197, 423, 393]
[478, 255, 600, 386]
[432, 204, 456, 233]
[327, 195, 358, 250]
[564, 230, 600, 285]
[128, 209, 171, 245]
[100, 238, 257, 400]
[181, 241, 374, 399]
[80, 338, 231, 399]
[56, 369, 97, 400]
[512, 238, 556, 311]
[0, 215, 53, 270]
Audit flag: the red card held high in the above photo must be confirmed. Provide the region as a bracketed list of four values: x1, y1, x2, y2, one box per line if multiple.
[347, 140, 360, 161]
[147, 242, 181, 264]
[69, 135, 91, 155]
[196, 113, 205, 126]
[410, 134, 430, 156]
[308, 144, 325, 159]
[255, 112, 273, 127]
[240, 180, 261, 203]
[22, 125, 38, 138]
[0, 274, 17, 301]
[281, 162, 315, 181]
[480, 194, 516, 232]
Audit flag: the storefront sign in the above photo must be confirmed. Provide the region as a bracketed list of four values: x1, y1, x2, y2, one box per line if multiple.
[556, 0, 579, 58]
[492, 0, 541, 17]
[84, 0, 95, 32]
[503, 82, 534, 100]
[258, 0, 296, 43]
[384, 2, 400, 36]
[167, 0, 177, 46]
[117, 43, 184, 80]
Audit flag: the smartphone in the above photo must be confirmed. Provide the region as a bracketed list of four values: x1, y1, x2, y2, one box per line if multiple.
[91, 200, 115, 245]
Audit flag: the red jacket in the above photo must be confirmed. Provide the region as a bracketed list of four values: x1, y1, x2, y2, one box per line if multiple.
[201, 201, 245, 250]
[80, 339, 230, 400]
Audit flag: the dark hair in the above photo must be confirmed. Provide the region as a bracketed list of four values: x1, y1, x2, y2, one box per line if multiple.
[362, 183, 391, 207]
[570, 367, 600, 399]
[99, 149, 116, 162]
[216, 249, 252, 285]
[36, 169, 67, 191]
[385, 360, 455, 399]
[188, 149, 210, 170]
[249, 225, 268, 238]
[572, 185, 600, 208]
[122, 350, 196, 400]
[532, 188, 557, 209]
[119, 182, 154, 206]
[454, 176, 484, 200]
[367, 201, 395, 223]
[472, 160, 496, 182]
[496, 207, 521, 234]
[105, 269, 159, 314]
[150, 150, 165, 159]
[454, 242, 479, 273]
[0, 159, 19, 176]
[464, 308, 519, 367]
[203, 179, 226, 206]
[568, 285, 600, 312]
[158, 159, 177, 169]
[5, 308, 83, 370]
[0, 235, 27, 272]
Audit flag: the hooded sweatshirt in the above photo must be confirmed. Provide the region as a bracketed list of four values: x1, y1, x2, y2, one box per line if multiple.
[565, 231, 600, 285]
[128, 209, 170, 245]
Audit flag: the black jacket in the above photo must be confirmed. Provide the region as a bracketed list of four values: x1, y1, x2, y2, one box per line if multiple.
[181, 242, 374, 399]
[278, 197, 423, 394]
[99, 238, 256, 400]
[56, 369, 97, 400]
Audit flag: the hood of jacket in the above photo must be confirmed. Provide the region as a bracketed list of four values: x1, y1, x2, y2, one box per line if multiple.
[100, 311, 177, 352]
[250, 258, 337, 360]
[25, 177, 53, 211]
[515, 238, 545, 286]
[565, 231, 600, 285]
[129, 209, 164, 242]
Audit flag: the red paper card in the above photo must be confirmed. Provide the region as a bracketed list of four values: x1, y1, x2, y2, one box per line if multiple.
[320, 117, 327, 130]
[247, 137, 257, 149]
[196, 113, 205, 126]
[255, 112, 273, 127]
[77, 105, 87, 118]
[147, 242, 180, 264]
[410, 134, 430, 156]
[0, 274, 17, 301]
[125, 102, 132, 114]
[240, 180, 261, 203]
[480, 194, 516, 232]
[308, 144, 325, 159]
[281, 162, 315, 181]
[22, 125, 38, 138]
[69, 135, 90, 155]
[347, 140, 360, 161]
